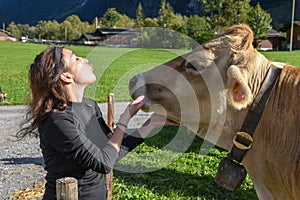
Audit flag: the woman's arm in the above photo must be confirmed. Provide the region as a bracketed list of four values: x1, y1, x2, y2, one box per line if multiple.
[109, 96, 179, 152]
[108, 96, 146, 151]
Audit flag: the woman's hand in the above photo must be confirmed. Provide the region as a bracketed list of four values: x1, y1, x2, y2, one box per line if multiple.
[119, 96, 147, 125]
[111, 96, 147, 151]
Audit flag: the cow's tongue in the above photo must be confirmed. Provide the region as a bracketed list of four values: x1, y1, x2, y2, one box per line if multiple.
[166, 118, 181, 126]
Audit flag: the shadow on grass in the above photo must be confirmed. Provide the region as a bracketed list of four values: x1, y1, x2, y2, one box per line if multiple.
[114, 126, 258, 199]
[113, 167, 258, 199]
[143, 125, 225, 154]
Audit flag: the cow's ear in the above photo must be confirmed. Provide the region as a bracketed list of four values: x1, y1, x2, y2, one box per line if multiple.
[227, 65, 253, 110]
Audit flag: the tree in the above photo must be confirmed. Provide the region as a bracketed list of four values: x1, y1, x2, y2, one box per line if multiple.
[15, 23, 38, 39]
[16, 24, 29, 38]
[59, 20, 72, 41]
[200, 0, 226, 28]
[247, 3, 272, 47]
[101, 8, 122, 27]
[184, 15, 215, 44]
[64, 15, 84, 40]
[7, 22, 22, 40]
[82, 21, 95, 34]
[144, 17, 159, 27]
[223, 0, 252, 26]
[27, 26, 38, 39]
[116, 14, 135, 28]
[135, 2, 145, 28]
[157, 0, 177, 29]
[35, 20, 60, 40]
[157, 0, 167, 26]
[60, 15, 94, 41]
[100, 8, 134, 28]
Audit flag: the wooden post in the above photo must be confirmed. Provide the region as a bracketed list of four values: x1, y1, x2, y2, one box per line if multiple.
[107, 93, 115, 133]
[56, 177, 78, 200]
[106, 93, 114, 200]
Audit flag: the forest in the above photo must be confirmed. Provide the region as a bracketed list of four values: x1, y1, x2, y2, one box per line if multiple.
[6, 0, 272, 46]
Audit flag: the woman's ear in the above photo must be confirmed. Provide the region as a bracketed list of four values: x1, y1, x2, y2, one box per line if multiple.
[227, 65, 253, 110]
[60, 72, 73, 84]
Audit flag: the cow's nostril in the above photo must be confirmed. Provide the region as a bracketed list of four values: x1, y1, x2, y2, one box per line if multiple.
[158, 88, 162, 92]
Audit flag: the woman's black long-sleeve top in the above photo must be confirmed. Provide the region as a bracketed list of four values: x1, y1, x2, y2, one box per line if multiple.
[39, 98, 144, 200]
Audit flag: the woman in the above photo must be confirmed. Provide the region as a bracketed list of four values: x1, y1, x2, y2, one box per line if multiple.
[17, 47, 177, 199]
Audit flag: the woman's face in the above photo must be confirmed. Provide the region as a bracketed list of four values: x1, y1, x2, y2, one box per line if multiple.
[62, 48, 96, 85]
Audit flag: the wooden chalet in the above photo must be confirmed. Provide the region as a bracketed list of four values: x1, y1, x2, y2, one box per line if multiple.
[257, 29, 286, 51]
[279, 21, 300, 50]
[79, 27, 137, 47]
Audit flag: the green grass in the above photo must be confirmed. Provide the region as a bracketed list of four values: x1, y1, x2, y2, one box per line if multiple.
[0, 41, 186, 104]
[113, 126, 257, 199]
[260, 50, 300, 67]
[1, 41, 300, 105]
[0, 41, 46, 104]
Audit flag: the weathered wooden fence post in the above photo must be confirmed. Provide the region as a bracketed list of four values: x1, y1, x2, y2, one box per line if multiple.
[106, 93, 114, 200]
[56, 177, 78, 200]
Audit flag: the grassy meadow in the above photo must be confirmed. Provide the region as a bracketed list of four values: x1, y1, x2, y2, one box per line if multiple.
[1, 41, 300, 199]
[1, 41, 300, 105]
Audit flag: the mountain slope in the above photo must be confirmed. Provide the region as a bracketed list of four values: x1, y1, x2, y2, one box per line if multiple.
[0, 0, 201, 25]
[0, 0, 299, 29]
[0, 0, 101, 25]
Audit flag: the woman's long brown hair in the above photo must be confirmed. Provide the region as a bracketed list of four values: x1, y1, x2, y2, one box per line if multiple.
[16, 47, 69, 139]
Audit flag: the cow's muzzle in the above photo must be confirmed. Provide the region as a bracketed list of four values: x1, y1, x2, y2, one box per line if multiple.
[129, 73, 146, 99]
[129, 74, 153, 110]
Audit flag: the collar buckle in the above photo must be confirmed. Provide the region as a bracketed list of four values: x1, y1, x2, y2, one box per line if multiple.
[233, 132, 253, 150]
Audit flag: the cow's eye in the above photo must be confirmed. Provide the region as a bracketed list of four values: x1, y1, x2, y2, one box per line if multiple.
[186, 62, 198, 71]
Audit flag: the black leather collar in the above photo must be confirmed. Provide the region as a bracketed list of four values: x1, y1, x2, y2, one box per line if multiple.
[215, 64, 282, 191]
[229, 64, 282, 162]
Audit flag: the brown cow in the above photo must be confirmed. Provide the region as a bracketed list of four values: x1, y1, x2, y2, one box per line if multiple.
[129, 24, 300, 199]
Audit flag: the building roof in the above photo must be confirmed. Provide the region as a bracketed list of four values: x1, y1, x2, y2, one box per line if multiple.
[81, 33, 101, 40]
[295, 21, 300, 27]
[80, 27, 136, 41]
[268, 29, 281, 37]
[279, 21, 300, 31]
[95, 27, 136, 35]
[0, 29, 16, 41]
[0, 29, 14, 37]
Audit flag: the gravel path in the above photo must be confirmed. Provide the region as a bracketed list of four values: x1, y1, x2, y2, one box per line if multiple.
[0, 103, 151, 199]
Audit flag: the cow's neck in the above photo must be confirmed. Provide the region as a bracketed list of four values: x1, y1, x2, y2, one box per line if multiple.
[215, 58, 284, 151]
[242, 64, 300, 199]
[215, 63, 284, 194]
[230, 65, 282, 161]
[248, 52, 273, 97]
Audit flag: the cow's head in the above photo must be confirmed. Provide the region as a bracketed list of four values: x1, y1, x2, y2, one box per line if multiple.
[129, 24, 270, 149]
